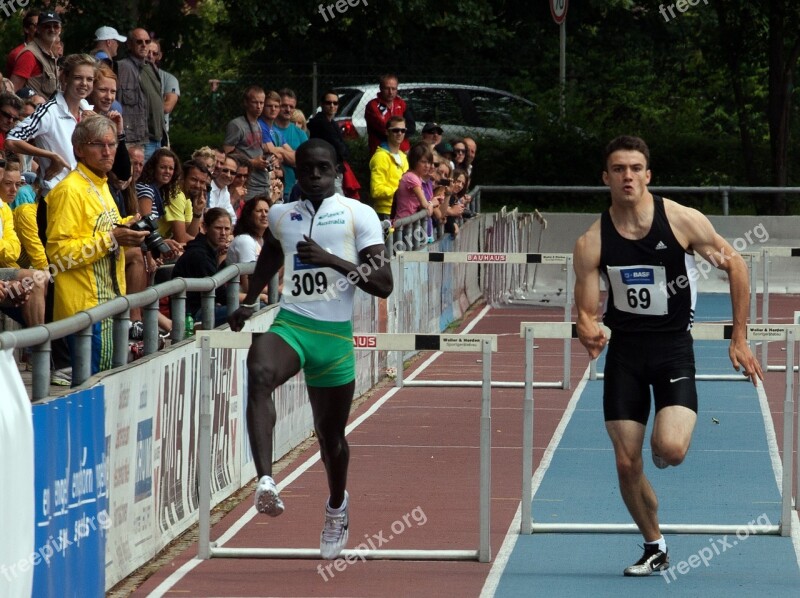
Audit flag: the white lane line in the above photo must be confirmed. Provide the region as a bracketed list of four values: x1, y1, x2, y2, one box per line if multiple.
[755, 378, 800, 569]
[147, 305, 494, 597]
[479, 365, 591, 598]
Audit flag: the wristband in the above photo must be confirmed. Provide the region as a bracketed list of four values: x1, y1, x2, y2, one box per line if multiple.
[240, 301, 259, 309]
[193, 212, 203, 218]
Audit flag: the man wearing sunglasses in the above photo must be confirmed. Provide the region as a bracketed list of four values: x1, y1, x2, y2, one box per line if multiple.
[0, 93, 22, 152]
[207, 153, 238, 224]
[117, 28, 164, 159]
[308, 91, 350, 194]
[368, 115, 408, 221]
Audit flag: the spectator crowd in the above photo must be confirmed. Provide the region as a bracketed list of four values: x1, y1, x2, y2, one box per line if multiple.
[0, 10, 477, 387]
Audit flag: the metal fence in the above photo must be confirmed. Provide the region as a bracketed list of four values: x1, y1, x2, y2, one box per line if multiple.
[0, 262, 257, 401]
[470, 185, 800, 216]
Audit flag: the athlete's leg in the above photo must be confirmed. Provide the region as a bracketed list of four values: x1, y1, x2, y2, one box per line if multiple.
[308, 381, 355, 509]
[651, 405, 696, 466]
[651, 335, 698, 466]
[606, 419, 661, 542]
[246, 332, 302, 478]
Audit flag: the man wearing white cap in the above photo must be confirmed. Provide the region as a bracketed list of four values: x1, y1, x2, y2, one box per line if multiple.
[91, 26, 127, 66]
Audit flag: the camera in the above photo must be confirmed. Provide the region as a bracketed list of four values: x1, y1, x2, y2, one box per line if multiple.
[439, 178, 451, 186]
[129, 214, 171, 258]
[263, 150, 275, 172]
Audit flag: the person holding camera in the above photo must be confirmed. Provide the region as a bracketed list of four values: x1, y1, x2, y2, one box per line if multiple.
[46, 116, 150, 378]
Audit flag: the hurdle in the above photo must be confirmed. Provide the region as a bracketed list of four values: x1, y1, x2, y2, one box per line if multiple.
[762, 247, 800, 371]
[396, 251, 573, 389]
[519, 321, 798, 537]
[195, 330, 497, 562]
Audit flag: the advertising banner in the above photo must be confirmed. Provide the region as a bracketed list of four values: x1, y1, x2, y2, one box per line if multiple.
[31, 386, 108, 598]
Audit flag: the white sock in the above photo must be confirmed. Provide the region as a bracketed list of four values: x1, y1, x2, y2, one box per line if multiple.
[646, 536, 667, 552]
[327, 491, 349, 513]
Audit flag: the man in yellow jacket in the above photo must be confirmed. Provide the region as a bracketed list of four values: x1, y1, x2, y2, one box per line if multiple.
[368, 115, 408, 220]
[0, 156, 45, 328]
[46, 116, 148, 376]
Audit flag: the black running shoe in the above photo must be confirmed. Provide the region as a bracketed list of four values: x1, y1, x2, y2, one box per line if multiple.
[623, 544, 669, 576]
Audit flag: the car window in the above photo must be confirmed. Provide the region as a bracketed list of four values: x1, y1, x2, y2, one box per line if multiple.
[403, 88, 464, 125]
[334, 89, 364, 117]
[468, 90, 531, 130]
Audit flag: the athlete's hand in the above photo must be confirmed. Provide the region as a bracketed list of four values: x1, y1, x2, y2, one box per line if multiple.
[296, 235, 332, 267]
[577, 322, 607, 360]
[729, 338, 763, 387]
[228, 305, 255, 332]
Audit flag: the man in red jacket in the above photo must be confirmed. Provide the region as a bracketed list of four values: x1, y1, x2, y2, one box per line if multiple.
[365, 74, 415, 155]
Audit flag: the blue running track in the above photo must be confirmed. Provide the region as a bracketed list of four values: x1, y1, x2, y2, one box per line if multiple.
[489, 295, 800, 596]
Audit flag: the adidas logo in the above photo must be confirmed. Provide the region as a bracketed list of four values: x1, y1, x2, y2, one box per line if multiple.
[655, 241, 668, 250]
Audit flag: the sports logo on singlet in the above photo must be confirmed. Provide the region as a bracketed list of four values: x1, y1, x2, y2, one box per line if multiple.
[607, 265, 668, 316]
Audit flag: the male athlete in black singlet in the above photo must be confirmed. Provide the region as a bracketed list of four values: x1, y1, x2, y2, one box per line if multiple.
[573, 135, 763, 576]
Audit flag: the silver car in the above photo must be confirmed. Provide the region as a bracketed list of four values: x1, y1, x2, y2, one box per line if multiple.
[332, 83, 536, 140]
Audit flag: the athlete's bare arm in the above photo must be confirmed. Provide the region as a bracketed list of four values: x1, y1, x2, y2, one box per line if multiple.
[296, 236, 393, 298]
[664, 200, 763, 386]
[229, 229, 284, 331]
[573, 220, 607, 359]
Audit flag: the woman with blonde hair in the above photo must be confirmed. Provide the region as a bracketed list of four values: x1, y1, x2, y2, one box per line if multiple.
[290, 108, 308, 133]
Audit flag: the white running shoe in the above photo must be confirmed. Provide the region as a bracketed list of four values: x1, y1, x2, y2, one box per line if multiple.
[254, 475, 284, 516]
[320, 491, 349, 560]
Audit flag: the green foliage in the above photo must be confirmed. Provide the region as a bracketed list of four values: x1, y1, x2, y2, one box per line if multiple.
[4, 0, 800, 214]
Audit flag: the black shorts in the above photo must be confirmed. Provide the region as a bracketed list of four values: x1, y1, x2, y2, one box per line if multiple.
[603, 330, 697, 424]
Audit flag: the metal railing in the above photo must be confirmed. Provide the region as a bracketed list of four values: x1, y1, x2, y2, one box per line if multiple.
[0, 262, 258, 401]
[470, 185, 800, 216]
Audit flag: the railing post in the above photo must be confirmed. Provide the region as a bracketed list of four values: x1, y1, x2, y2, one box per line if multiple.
[171, 291, 187, 342]
[201, 290, 216, 330]
[268, 274, 279, 305]
[112, 309, 131, 368]
[721, 188, 729, 216]
[227, 272, 241, 314]
[143, 299, 160, 355]
[31, 340, 51, 401]
[73, 323, 93, 387]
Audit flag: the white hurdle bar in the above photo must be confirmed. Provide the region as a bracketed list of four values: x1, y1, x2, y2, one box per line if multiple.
[396, 251, 573, 389]
[518, 322, 798, 537]
[762, 247, 800, 370]
[195, 330, 496, 562]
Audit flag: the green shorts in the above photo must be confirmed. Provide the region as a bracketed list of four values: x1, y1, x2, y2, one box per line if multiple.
[269, 309, 355, 388]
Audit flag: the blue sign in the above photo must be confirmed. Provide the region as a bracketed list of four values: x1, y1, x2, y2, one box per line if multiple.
[32, 387, 107, 597]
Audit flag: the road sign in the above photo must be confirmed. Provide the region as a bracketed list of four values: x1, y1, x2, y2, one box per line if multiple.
[551, 0, 568, 24]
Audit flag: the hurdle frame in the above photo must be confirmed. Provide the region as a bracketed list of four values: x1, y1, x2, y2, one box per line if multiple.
[396, 250, 573, 390]
[762, 247, 800, 371]
[519, 321, 798, 537]
[195, 330, 497, 562]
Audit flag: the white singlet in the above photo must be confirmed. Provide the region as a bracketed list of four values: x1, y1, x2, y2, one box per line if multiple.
[269, 193, 384, 322]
